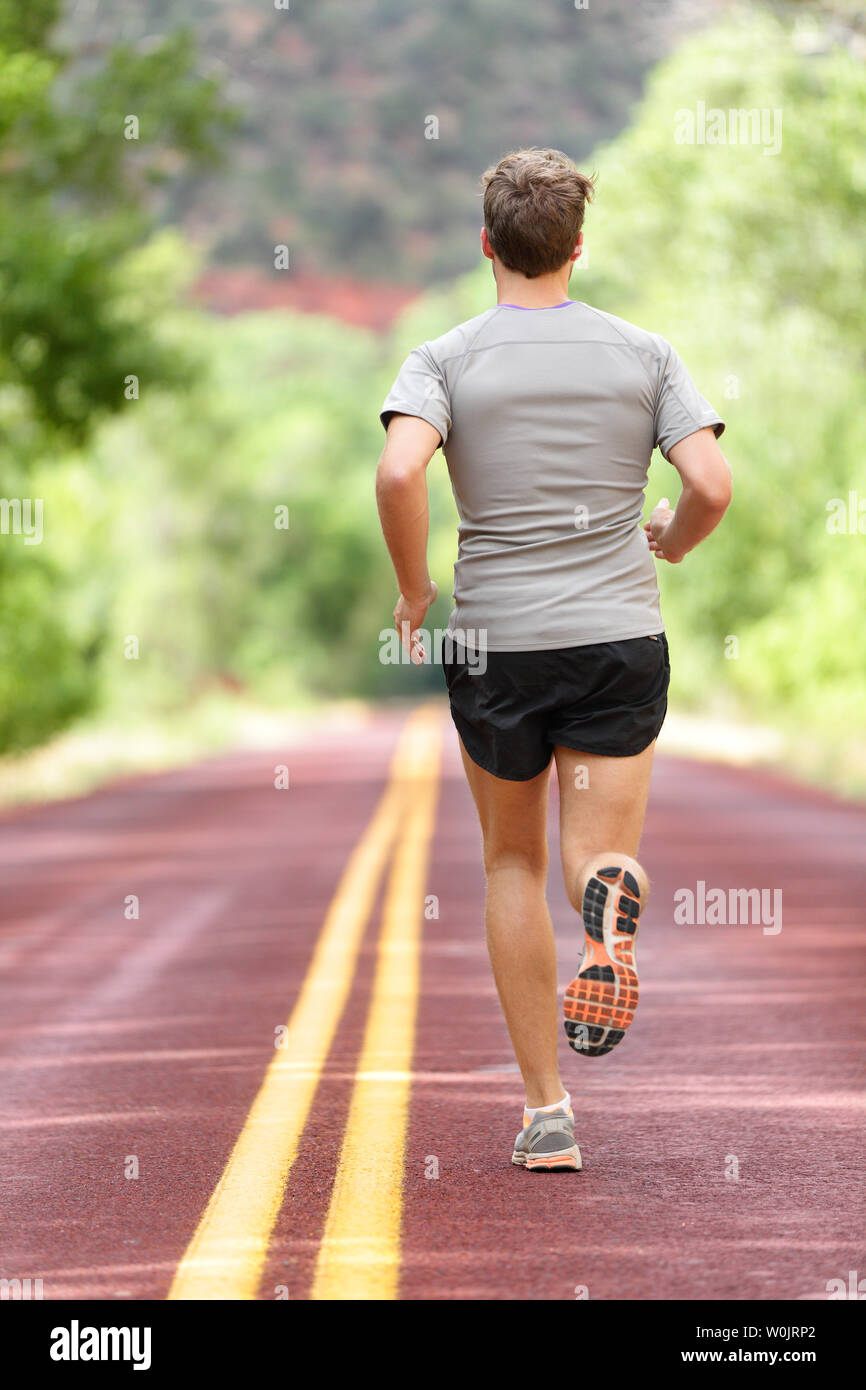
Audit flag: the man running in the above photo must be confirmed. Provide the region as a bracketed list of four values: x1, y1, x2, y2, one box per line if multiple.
[376, 148, 730, 1171]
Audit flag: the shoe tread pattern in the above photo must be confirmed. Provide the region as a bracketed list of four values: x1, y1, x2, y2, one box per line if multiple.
[563, 866, 641, 1057]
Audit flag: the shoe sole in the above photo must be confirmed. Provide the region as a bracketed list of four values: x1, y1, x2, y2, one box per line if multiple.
[512, 1145, 582, 1172]
[563, 865, 641, 1057]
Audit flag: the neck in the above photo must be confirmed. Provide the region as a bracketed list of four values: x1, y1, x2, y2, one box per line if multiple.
[495, 270, 573, 309]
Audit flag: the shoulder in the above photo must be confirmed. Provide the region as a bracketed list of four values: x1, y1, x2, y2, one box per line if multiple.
[575, 303, 672, 364]
[420, 308, 502, 369]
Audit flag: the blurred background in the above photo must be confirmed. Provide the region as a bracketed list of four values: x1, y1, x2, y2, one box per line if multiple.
[1, 0, 864, 802]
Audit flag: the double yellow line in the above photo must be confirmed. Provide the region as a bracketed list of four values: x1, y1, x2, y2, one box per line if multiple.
[168, 704, 442, 1301]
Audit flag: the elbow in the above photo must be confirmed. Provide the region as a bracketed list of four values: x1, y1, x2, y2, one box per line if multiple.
[704, 479, 733, 515]
[696, 460, 733, 515]
[376, 458, 421, 497]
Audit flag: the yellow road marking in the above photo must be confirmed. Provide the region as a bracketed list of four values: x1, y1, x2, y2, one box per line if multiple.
[311, 705, 442, 1300]
[168, 707, 440, 1300]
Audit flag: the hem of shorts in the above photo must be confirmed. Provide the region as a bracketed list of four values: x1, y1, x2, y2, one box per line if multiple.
[550, 728, 664, 760]
[459, 744, 554, 782]
[449, 718, 668, 778]
[446, 624, 666, 652]
[455, 731, 662, 778]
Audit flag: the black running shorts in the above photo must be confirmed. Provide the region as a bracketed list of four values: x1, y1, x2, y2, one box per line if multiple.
[441, 633, 670, 781]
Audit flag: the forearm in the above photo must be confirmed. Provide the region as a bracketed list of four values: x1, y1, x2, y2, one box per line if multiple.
[660, 483, 729, 562]
[376, 468, 431, 599]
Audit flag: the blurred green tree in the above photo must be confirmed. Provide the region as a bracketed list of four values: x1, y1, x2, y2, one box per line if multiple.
[0, 0, 236, 750]
[0, 0, 237, 445]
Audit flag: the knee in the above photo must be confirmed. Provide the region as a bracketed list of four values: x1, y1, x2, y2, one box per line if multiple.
[483, 839, 549, 880]
[568, 851, 649, 911]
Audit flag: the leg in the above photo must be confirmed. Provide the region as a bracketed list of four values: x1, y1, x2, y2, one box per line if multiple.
[554, 742, 657, 1056]
[554, 742, 656, 911]
[457, 738, 563, 1109]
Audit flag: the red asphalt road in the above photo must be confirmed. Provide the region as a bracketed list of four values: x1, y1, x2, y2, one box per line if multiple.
[0, 701, 864, 1301]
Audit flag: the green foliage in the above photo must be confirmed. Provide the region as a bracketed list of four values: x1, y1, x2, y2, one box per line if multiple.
[84, 302, 400, 713]
[0, 453, 108, 751]
[0, 547, 97, 752]
[0, 8, 235, 751]
[0, 5, 236, 445]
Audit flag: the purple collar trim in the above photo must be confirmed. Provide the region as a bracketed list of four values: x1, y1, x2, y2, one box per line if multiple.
[497, 299, 575, 310]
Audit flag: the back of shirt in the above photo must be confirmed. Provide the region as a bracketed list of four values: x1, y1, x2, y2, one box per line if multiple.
[380, 299, 724, 652]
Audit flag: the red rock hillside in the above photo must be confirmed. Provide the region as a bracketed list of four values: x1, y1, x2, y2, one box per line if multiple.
[194, 268, 418, 332]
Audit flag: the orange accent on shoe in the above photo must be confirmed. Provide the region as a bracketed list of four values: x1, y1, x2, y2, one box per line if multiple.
[563, 866, 641, 1056]
[525, 1152, 580, 1171]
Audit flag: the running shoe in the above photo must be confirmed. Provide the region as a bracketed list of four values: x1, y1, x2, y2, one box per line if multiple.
[563, 864, 641, 1057]
[511, 1104, 582, 1172]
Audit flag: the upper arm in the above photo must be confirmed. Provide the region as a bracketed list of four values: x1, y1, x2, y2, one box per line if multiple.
[667, 426, 732, 507]
[377, 413, 442, 483]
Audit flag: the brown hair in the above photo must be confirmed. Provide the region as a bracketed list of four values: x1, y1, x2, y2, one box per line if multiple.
[481, 148, 595, 278]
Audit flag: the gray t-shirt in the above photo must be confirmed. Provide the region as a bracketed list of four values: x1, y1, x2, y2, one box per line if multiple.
[380, 299, 725, 651]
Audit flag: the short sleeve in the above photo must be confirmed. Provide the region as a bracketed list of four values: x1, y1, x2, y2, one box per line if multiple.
[379, 343, 451, 448]
[654, 340, 725, 461]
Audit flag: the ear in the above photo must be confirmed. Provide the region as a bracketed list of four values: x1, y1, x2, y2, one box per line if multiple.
[569, 232, 584, 264]
[480, 227, 495, 262]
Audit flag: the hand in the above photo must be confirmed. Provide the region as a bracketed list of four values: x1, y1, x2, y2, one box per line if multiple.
[644, 498, 684, 564]
[393, 579, 438, 664]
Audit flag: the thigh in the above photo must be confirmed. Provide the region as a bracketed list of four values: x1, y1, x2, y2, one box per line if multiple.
[553, 741, 656, 873]
[458, 736, 552, 872]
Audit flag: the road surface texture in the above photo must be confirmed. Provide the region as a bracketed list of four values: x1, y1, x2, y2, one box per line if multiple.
[0, 701, 863, 1301]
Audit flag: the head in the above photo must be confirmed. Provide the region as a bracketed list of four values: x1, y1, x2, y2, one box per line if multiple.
[480, 148, 595, 281]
